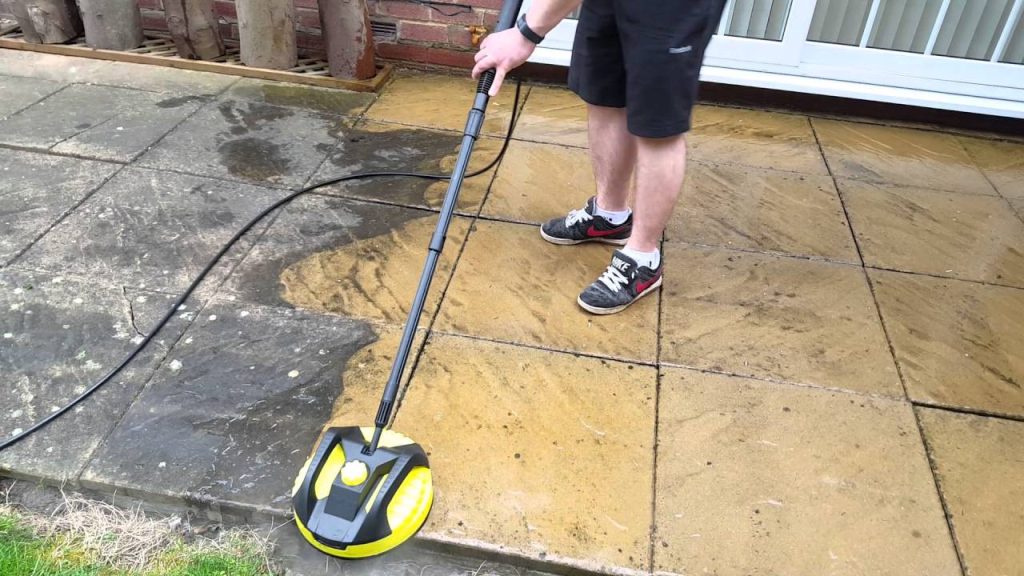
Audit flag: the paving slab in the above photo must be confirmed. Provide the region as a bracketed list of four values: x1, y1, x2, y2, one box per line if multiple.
[511, 86, 588, 148]
[841, 179, 1024, 287]
[481, 139, 593, 224]
[668, 161, 858, 262]
[0, 83, 207, 161]
[17, 166, 289, 294]
[0, 75, 63, 118]
[390, 333, 656, 572]
[0, 269, 191, 483]
[812, 118, 995, 194]
[660, 244, 902, 396]
[0, 148, 119, 265]
[0, 49, 111, 84]
[80, 299, 376, 514]
[307, 120, 503, 214]
[871, 269, 1024, 417]
[221, 194, 471, 325]
[223, 78, 374, 116]
[958, 136, 1024, 200]
[138, 98, 346, 188]
[435, 219, 659, 363]
[365, 70, 522, 137]
[918, 408, 1024, 576]
[689, 106, 828, 175]
[654, 368, 961, 576]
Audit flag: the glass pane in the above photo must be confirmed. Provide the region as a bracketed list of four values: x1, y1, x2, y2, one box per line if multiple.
[1002, 8, 1024, 63]
[723, 0, 794, 41]
[932, 0, 1015, 60]
[868, 0, 944, 53]
[808, 0, 875, 45]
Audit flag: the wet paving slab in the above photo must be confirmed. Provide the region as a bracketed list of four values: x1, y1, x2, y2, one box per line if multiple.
[481, 139, 593, 224]
[435, 219, 659, 364]
[0, 83, 208, 162]
[307, 120, 503, 214]
[0, 75, 64, 119]
[364, 70, 524, 138]
[871, 269, 1024, 418]
[511, 86, 588, 148]
[80, 298, 376, 515]
[220, 194, 471, 325]
[840, 179, 1024, 287]
[812, 119, 995, 194]
[0, 148, 120, 265]
[668, 161, 858, 262]
[660, 244, 901, 397]
[958, 136, 1024, 200]
[655, 368, 961, 576]
[688, 106, 828, 175]
[390, 333, 657, 572]
[224, 78, 374, 116]
[918, 408, 1024, 576]
[15, 166, 289, 294]
[0, 268, 191, 483]
[137, 97, 347, 188]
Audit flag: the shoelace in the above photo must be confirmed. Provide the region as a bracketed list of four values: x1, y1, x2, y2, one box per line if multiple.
[598, 264, 630, 292]
[565, 207, 593, 226]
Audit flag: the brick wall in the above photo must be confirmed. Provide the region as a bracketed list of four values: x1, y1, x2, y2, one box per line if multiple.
[136, 0, 502, 69]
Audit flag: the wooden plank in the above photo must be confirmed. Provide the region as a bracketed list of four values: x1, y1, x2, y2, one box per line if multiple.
[0, 37, 392, 92]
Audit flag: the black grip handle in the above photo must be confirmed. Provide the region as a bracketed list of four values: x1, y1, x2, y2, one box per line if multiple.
[478, 0, 524, 93]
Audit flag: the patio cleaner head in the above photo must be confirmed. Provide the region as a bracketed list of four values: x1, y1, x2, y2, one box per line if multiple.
[290, 0, 524, 559]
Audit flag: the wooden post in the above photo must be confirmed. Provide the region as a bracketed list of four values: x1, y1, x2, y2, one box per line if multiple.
[12, 0, 83, 44]
[319, 0, 376, 80]
[78, 0, 145, 50]
[164, 0, 224, 60]
[237, 0, 297, 70]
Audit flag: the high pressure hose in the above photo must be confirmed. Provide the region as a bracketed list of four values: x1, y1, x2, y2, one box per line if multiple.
[0, 78, 523, 453]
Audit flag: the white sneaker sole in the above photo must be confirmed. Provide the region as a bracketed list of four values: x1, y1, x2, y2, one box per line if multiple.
[540, 227, 629, 246]
[577, 276, 663, 315]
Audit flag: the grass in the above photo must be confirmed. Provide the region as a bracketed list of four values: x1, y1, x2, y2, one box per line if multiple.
[0, 492, 276, 576]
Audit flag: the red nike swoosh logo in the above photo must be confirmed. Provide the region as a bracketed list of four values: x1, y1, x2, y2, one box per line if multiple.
[586, 226, 623, 237]
[636, 273, 662, 294]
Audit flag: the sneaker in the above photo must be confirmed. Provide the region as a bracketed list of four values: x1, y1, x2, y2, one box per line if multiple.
[577, 250, 663, 315]
[540, 197, 632, 246]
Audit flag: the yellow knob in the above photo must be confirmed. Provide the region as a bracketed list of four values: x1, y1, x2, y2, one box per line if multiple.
[340, 460, 369, 486]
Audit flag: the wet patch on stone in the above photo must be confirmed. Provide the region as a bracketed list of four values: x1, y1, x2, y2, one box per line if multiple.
[0, 269, 192, 483]
[156, 95, 205, 109]
[17, 166, 289, 294]
[138, 99, 344, 187]
[0, 148, 119, 265]
[224, 78, 374, 116]
[0, 83, 207, 162]
[79, 299, 375, 515]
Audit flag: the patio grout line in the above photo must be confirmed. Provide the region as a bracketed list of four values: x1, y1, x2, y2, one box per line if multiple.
[952, 134, 1024, 228]
[910, 400, 1024, 424]
[0, 79, 70, 122]
[0, 141, 131, 165]
[809, 116, 970, 576]
[647, 232, 667, 574]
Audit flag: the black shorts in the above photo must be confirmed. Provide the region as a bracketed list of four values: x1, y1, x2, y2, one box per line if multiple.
[568, 0, 726, 138]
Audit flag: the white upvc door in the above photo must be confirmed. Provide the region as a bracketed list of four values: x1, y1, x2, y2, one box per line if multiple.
[704, 0, 818, 66]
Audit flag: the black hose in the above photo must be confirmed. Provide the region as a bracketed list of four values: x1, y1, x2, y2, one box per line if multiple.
[0, 78, 523, 453]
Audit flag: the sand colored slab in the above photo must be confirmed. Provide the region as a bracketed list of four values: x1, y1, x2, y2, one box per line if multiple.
[483, 139, 594, 224]
[512, 86, 588, 148]
[655, 368, 961, 576]
[395, 334, 656, 571]
[871, 270, 1024, 417]
[919, 408, 1024, 576]
[688, 106, 828, 175]
[958, 136, 1024, 200]
[660, 244, 901, 396]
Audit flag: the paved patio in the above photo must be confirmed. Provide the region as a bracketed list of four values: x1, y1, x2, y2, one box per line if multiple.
[1, 48, 1023, 576]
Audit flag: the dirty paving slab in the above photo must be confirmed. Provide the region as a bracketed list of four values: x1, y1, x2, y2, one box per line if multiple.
[0, 269, 192, 483]
[16, 166, 290, 295]
[80, 299, 377, 515]
[0, 147, 119, 265]
[0, 83, 209, 162]
[0, 75, 64, 118]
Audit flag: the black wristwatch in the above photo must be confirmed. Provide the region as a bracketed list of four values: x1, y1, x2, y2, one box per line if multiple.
[516, 14, 545, 45]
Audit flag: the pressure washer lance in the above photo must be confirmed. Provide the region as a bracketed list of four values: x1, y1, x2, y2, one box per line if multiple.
[289, 0, 525, 559]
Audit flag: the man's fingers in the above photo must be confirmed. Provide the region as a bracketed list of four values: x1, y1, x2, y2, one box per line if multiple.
[489, 67, 506, 97]
[474, 49, 486, 63]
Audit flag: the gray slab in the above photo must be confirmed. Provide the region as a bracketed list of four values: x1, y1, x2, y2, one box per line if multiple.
[0, 75, 64, 118]
[0, 269, 193, 483]
[0, 148, 120, 265]
[80, 299, 376, 515]
[16, 166, 289, 293]
[225, 78, 374, 117]
[219, 195, 425, 309]
[138, 98, 347, 188]
[0, 50, 235, 95]
[0, 83, 207, 161]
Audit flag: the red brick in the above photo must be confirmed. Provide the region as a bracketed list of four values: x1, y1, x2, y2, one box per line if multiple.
[377, 42, 475, 69]
[478, 8, 498, 27]
[375, 0, 432, 20]
[213, 1, 236, 19]
[295, 7, 321, 29]
[456, 0, 502, 9]
[296, 30, 325, 54]
[447, 24, 475, 48]
[294, 0, 319, 8]
[140, 9, 168, 31]
[427, 6, 483, 25]
[400, 21, 447, 44]
[137, 0, 163, 10]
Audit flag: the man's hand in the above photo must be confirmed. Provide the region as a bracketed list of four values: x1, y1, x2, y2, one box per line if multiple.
[471, 27, 535, 97]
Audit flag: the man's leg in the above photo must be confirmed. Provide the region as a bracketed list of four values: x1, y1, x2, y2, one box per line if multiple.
[587, 104, 635, 214]
[627, 134, 687, 253]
